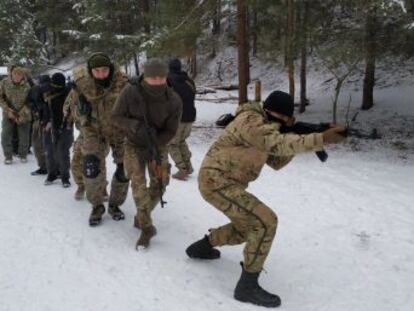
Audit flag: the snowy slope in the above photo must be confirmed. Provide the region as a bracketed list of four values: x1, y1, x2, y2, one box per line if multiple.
[1, 89, 413, 311]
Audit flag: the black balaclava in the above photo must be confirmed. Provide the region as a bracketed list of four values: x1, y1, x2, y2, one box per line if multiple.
[263, 91, 294, 126]
[50, 73, 66, 93]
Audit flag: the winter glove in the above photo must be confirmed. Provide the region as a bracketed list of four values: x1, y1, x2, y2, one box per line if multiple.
[78, 94, 92, 116]
[322, 125, 346, 144]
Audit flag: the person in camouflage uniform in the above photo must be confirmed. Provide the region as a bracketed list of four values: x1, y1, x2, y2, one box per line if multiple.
[0, 66, 32, 164]
[186, 91, 346, 308]
[112, 58, 182, 249]
[63, 89, 109, 201]
[68, 53, 129, 226]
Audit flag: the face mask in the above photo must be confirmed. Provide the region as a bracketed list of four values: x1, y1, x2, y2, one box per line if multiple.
[142, 81, 167, 97]
[50, 85, 64, 94]
[94, 67, 114, 89]
[266, 111, 286, 125]
[95, 77, 111, 89]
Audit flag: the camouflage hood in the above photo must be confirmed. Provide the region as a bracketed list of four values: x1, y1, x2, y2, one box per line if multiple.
[234, 101, 266, 119]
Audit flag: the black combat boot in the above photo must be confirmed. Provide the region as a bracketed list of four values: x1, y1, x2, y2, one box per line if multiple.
[44, 173, 58, 185]
[31, 168, 47, 176]
[89, 204, 106, 227]
[234, 263, 281, 308]
[186, 235, 221, 259]
[108, 204, 125, 221]
[61, 177, 71, 188]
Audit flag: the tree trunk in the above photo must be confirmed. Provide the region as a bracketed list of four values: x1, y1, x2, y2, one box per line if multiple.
[245, 6, 250, 84]
[237, 0, 249, 104]
[141, 0, 151, 34]
[287, 0, 296, 100]
[211, 0, 221, 58]
[133, 52, 140, 76]
[252, 6, 258, 57]
[189, 48, 197, 79]
[299, 0, 309, 113]
[212, 0, 221, 35]
[361, 6, 377, 110]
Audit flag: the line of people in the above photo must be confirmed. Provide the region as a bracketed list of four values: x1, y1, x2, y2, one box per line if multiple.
[0, 54, 346, 308]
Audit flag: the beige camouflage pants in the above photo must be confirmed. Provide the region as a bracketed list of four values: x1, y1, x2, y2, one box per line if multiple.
[124, 143, 170, 229]
[168, 122, 193, 172]
[71, 134, 109, 189]
[81, 128, 128, 207]
[71, 135, 84, 187]
[200, 184, 278, 273]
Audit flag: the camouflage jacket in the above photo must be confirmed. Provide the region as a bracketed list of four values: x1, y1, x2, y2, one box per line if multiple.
[68, 66, 129, 138]
[0, 77, 31, 122]
[199, 101, 324, 190]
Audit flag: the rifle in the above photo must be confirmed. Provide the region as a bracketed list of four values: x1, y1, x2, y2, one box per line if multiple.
[281, 122, 331, 162]
[284, 121, 381, 162]
[140, 94, 167, 208]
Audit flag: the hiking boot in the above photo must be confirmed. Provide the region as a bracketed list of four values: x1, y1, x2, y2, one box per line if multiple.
[20, 157, 28, 163]
[44, 173, 58, 185]
[186, 235, 221, 259]
[89, 204, 105, 227]
[108, 204, 125, 221]
[103, 188, 109, 202]
[31, 168, 47, 176]
[74, 185, 85, 200]
[135, 225, 157, 249]
[4, 157, 12, 165]
[234, 263, 281, 308]
[172, 169, 189, 181]
[62, 178, 71, 188]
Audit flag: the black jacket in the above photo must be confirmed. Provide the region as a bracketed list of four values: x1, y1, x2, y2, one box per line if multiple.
[42, 87, 70, 129]
[168, 71, 196, 123]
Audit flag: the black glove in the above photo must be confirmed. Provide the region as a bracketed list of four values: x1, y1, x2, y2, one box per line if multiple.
[78, 94, 92, 116]
[115, 163, 129, 183]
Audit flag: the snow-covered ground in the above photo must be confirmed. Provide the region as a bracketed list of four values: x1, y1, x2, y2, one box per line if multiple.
[0, 82, 413, 311]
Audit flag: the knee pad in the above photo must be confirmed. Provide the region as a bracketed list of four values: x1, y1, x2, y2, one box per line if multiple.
[82, 154, 100, 178]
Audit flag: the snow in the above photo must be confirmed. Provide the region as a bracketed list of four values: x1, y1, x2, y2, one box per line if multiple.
[0, 82, 413, 311]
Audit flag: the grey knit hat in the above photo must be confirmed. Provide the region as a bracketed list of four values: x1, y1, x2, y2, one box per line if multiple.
[143, 58, 168, 78]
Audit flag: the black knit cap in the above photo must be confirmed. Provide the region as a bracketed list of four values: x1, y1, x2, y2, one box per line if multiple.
[263, 91, 294, 117]
[51, 72, 66, 88]
[169, 58, 182, 73]
[88, 52, 112, 69]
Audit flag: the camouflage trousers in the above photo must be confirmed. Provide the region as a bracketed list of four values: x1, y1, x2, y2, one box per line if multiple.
[124, 143, 170, 229]
[71, 134, 109, 189]
[200, 183, 278, 273]
[168, 122, 193, 172]
[71, 134, 84, 187]
[1, 116, 30, 158]
[32, 119, 46, 170]
[81, 131, 128, 208]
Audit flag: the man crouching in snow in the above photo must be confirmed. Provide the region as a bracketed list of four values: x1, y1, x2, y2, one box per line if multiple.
[186, 91, 346, 308]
